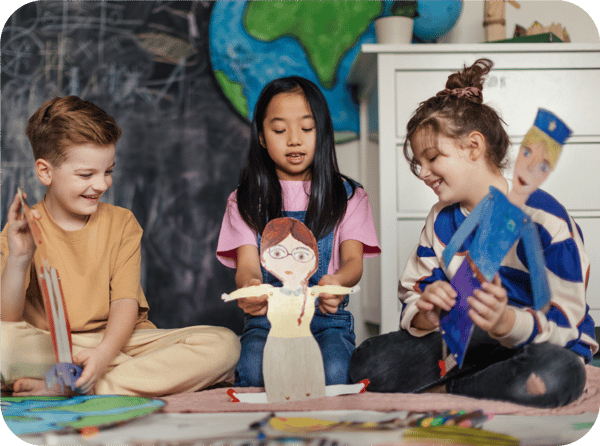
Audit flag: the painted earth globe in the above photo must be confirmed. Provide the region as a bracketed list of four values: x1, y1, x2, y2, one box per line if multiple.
[413, 0, 463, 42]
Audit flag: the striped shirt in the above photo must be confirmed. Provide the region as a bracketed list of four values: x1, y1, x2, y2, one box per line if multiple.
[399, 188, 598, 363]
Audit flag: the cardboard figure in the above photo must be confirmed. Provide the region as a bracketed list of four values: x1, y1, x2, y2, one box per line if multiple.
[439, 109, 572, 368]
[222, 217, 360, 403]
[17, 187, 83, 393]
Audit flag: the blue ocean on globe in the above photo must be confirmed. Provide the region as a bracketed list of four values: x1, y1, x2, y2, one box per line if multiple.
[414, 0, 463, 42]
[208, 1, 378, 139]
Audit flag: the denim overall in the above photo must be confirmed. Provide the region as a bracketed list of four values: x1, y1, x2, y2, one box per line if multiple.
[234, 182, 357, 387]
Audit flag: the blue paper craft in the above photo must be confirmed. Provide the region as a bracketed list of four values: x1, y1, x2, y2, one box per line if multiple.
[439, 259, 480, 367]
[441, 186, 551, 367]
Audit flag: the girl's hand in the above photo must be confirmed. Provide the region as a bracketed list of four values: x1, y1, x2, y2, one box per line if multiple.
[413, 280, 457, 330]
[317, 275, 344, 314]
[5, 193, 40, 263]
[468, 274, 515, 337]
[73, 345, 113, 394]
[237, 278, 269, 316]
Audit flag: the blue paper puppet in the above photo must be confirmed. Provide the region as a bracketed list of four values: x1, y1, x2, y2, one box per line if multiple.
[440, 109, 572, 368]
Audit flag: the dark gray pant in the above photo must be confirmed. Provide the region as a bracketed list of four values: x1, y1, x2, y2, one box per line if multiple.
[349, 327, 586, 408]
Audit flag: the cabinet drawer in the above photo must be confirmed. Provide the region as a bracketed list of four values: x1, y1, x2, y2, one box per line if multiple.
[397, 218, 427, 275]
[394, 58, 600, 140]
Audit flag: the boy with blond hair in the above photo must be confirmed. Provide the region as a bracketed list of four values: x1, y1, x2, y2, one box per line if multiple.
[2, 96, 240, 396]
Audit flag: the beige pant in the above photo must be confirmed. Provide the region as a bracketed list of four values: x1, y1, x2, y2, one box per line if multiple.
[1, 321, 241, 396]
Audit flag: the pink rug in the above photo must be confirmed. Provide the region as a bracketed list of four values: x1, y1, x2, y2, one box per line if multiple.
[161, 365, 600, 416]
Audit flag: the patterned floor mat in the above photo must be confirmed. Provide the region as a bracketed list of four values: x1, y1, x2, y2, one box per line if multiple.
[1, 394, 164, 436]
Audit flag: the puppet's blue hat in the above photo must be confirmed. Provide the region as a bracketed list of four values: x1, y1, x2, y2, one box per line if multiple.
[534, 109, 572, 145]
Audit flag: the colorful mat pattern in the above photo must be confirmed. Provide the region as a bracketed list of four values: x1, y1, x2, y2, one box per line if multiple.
[1, 394, 164, 436]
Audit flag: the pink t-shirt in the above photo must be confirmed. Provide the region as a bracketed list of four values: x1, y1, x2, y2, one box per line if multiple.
[216, 180, 381, 274]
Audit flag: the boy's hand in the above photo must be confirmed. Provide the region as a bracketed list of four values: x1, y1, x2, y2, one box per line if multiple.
[237, 278, 268, 316]
[413, 280, 457, 329]
[5, 193, 40, 263]
[73, 345, 113, 394]
[468, 274, 515, 337]
[317, 275, 345, 314]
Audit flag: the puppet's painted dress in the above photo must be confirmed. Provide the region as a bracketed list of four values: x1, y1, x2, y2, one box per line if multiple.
[262, 286, 325, 401]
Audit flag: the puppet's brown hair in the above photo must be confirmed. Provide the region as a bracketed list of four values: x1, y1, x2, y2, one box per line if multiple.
[260, 217, 319, 279]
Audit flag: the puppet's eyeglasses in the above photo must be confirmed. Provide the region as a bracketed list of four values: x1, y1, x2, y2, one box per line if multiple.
[266, 245, 315, 263]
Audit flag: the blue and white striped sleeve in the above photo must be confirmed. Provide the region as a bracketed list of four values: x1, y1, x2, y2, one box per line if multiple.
[494, 192, 598, 362]
[398, 203, 449, 336]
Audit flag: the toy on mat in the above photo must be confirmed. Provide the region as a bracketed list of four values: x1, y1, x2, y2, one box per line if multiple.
[17, 187, 83, 393]
[222, 217, 360, 403]
[439, 109, 572, 369]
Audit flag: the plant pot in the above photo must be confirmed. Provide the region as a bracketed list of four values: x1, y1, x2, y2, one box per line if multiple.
[375, 16, 414, 44]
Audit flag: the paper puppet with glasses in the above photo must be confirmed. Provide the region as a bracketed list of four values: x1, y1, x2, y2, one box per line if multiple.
[222, 217, 363, 403]
[440, 109, 572, 370]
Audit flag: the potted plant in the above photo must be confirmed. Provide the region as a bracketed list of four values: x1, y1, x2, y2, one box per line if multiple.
[375, 1, 419, 44]
[390, 1, 419, 19]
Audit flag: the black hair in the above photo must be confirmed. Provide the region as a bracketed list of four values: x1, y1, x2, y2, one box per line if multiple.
[236, 76, 356, 240]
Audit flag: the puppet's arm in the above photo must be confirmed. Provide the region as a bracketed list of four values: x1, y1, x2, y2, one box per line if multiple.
[442, 193, 490, 271]
[222, 284, 276, 302]
[521, 221, 551, 310]
[308, 285, 360, 297]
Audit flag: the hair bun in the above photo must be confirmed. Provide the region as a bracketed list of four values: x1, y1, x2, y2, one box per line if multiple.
[443, 58, 493, 104]
[436, 86, 482, 102]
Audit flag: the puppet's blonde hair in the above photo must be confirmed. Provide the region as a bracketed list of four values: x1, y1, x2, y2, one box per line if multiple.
[521, 125, 562, 169]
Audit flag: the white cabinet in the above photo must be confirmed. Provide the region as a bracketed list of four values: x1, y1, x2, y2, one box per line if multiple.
[349, 43, 600, 335]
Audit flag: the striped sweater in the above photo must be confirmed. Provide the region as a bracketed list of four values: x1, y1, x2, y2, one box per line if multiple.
[399, 188, 598, 363]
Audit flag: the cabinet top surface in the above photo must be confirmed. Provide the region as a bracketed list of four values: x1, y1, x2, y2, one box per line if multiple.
[349, 43, 600, 85]
[360, 42, 600, 54]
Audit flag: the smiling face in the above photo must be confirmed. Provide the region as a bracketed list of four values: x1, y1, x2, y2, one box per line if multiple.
[259, 90, 316, 181]
[511, 140, 552, 204]
[41, 143, 115, 229]
[410, 129, 478, 208]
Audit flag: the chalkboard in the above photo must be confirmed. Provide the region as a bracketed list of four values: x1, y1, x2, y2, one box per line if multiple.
[1, 1, 248, 332]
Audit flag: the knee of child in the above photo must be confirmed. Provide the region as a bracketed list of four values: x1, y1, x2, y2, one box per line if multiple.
[209, 327, 241, 363]
[324, 357, 351, 385]
[523, 343, 586, 400]
[235, 360, 264, 387]
[525, 373, 546, 395]
[217, 326, 241, 349]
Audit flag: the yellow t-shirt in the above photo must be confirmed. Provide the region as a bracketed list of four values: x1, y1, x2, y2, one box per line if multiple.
[1, 200, 156, 332]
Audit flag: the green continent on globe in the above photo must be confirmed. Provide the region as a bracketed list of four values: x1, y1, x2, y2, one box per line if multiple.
[215, 71, 249, 117]
[244, 0, 381, 89]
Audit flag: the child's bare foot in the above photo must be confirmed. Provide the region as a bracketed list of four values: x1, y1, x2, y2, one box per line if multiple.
[12, 378, 73, 396]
